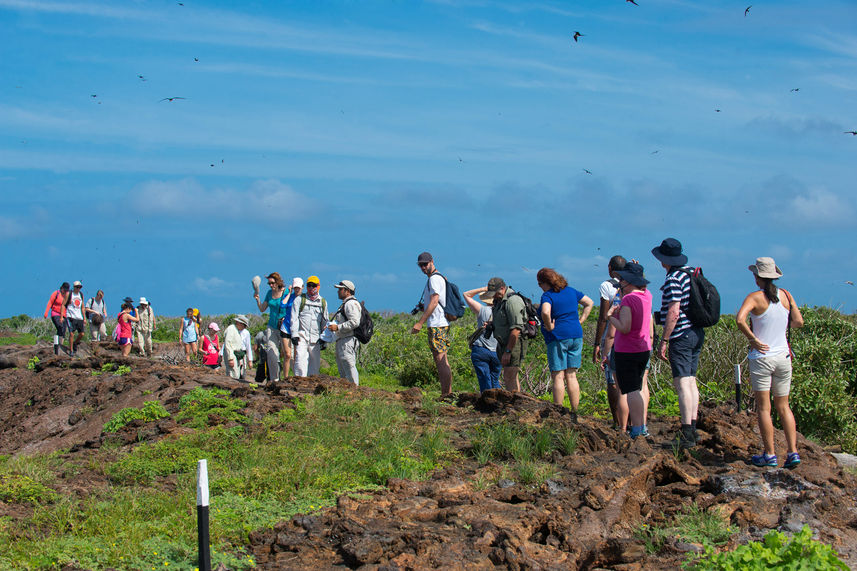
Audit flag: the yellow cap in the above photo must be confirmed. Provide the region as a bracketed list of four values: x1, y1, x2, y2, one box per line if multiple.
[306, 275, 320, 285]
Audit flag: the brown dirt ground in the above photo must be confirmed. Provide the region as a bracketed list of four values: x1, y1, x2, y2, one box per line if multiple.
[1, 341, 856, 570]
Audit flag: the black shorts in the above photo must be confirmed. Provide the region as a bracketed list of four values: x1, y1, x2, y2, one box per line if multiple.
[668, 327, 705, 378]
[67, 318, 85, 334]
[51, 315, 65, 336]
[614, 351, 651, 395]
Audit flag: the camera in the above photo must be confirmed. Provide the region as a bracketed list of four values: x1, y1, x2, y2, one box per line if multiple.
[654, 311, 664, 326]
[410, 301, 425, 315]
[484, 321, 494, 339]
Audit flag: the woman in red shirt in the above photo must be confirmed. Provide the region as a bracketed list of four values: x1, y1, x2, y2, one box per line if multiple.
[44, 282, 70, 355]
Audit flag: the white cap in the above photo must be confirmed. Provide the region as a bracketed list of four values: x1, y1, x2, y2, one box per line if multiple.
[139, 297, 148, 305]
[292, 277, 304, 288]
[73, 280, 82, 287]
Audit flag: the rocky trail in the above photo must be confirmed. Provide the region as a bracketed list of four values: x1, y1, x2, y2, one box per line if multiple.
[1, 341, 856, 570]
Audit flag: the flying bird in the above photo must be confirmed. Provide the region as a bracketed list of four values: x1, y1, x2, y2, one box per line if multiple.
[90, 94, 97, 98]
[137, 74, 146, 81]
[159, 97, 186, 102]
[582, 168, 592, 174]
[744, 5, 751, 16]
[845, 281, 854, 286]
[651, 150, 660, 154]
[715, 109, 721, 112]
[194, 57, 199, 62]
[790, 88, 799, 92]
[573, 31, 583, 42]
[627, 0, 638, 5]
[844, 131, 857, 135]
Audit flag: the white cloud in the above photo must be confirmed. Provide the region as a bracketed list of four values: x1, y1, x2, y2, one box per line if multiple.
[131, 178, 316, 222]
[783, 187, 854, 226]
[193, 276, 232, 295]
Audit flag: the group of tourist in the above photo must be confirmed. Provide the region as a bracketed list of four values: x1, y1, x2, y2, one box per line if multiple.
[251, 272, 363, 386]
[43, 282, 155, 358]
[413, 239, 804, 469]
[42, 236, 805, 469]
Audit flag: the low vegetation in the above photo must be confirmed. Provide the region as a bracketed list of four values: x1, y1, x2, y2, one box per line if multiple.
[0, 389, 455, 569]
[690, 525, 848, 570]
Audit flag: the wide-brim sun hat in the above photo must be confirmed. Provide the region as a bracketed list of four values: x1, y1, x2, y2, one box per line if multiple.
[478, 291, 495, 304]
[651, 237, 688, 266]
[749, 257, 783, 279]
[234, 315, 250, 327]
[615, 262, 650, 287]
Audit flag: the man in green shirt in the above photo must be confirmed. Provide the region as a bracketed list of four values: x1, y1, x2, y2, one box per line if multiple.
[487, 277, 527, 392]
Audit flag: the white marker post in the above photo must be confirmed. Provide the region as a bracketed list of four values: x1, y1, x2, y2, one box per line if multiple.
[734, 364, 742, 412]
[196, 459, 212, 571]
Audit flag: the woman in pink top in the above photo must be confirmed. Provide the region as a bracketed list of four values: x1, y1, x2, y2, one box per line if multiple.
[201, 323, 221, 368]
[117, 302, 140, 357]
[607, 262, 653, 439]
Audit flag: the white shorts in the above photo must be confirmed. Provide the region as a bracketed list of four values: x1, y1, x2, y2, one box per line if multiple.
[749, 353, 792, 397]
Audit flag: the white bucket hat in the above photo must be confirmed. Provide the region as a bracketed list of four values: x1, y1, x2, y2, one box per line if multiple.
[749, 257, 783, 279]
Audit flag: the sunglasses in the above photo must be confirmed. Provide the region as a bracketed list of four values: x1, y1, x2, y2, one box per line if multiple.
[307, 283, 319, 287]
[418, 262, 429, 268]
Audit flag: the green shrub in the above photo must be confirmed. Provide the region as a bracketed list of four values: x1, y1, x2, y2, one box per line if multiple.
[690, 525, 848, 570]
[103, 401, 170, 433]
[176, 387, 248, 429]
[0, 472, 59, 505]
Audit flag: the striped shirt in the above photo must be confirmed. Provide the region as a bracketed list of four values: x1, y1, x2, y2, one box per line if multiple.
[660, 266, 692, 339]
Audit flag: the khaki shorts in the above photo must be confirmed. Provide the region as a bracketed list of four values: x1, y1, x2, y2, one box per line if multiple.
[497, 338, 528, 367]
[427, 326, 451, 354]
[749, 353, 792, 397]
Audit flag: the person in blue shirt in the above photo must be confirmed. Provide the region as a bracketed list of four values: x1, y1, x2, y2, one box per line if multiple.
[537, 268, 594, 422]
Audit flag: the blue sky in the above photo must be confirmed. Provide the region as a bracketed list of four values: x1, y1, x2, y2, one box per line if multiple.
[2, 0, 856, 318]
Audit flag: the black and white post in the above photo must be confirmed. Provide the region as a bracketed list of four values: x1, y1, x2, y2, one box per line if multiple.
[734, 364, 742, 412]
[197, 459, 212, 571]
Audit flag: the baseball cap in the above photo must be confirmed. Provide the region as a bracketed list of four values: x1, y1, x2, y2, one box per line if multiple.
[73, 280, 82, 287]
[292, 277, 304, 288]
[417, 252, 433, 264]
[306, 275, 320, 285]
[335, 280, 356, 292]
[485, 277, 506, 294]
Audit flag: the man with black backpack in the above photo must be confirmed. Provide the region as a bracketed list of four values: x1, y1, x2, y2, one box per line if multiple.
[486, 277, 528, 393]
[411, 252, 453, 396]
[327, 279, 362, 385]
[652, 238, 713, 449]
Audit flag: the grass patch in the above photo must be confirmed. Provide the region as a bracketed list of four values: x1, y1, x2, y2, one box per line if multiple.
[468, 419, 578, 465]
[0, 333, 38, 346]
[637, 503, 737, 554]
[0, 391, 456, 569]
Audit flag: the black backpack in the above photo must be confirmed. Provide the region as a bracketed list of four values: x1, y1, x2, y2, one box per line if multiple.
[511, 291, 542, 339]
[336, 299, 374, 344]
[430, 273, 466, 322]
[678, 267, 721, 328]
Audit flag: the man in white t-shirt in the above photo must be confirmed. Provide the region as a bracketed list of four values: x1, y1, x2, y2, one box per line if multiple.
[65, 281, 86, 356]
[410, 252, 452, 396]
[593, 256, 626, 429]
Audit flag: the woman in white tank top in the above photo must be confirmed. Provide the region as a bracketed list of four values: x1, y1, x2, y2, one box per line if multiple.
[737, 257, 804, 470]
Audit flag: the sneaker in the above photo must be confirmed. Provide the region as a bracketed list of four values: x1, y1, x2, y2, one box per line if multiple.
[751, 453, 778, 467]
[640, 425, 650, 437]
[629, 426, 647, 439]
[784, 452, 801, 469]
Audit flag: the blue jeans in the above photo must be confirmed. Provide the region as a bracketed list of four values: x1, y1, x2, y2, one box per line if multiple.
[471, 345, 501, 392]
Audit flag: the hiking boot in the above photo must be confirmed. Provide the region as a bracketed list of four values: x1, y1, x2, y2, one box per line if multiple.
[751, 453, 778, 467]
[783, 452, 801, 469]
[569, 411, 578, 424]
[664, 427, 695, 449]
